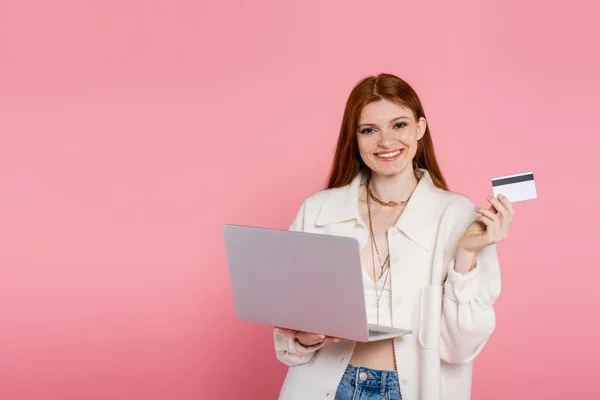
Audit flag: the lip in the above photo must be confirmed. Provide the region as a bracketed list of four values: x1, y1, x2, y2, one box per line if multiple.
[375, 148, 404, 162]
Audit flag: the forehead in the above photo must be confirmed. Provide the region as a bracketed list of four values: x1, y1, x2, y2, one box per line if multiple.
[359, 99, 413, 122]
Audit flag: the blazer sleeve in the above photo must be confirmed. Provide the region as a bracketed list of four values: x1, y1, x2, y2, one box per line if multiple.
[273, 200, 326, 367]
[439, 196, 502, 364]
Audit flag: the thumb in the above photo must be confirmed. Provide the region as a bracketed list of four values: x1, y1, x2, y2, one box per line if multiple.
[274, 327, 297, 337]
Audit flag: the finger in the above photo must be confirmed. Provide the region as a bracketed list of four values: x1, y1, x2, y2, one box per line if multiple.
[475, 206, 499, 221]
[296, 333, 326, 346]
[297, 332, 326, 341]
[497, 194, 515, 219]
[324, 336, 343, 342]
[493, 195, 513, 238]
[477, 215, 495, 229]
[274, 327, 298, 337]
[485, 210, 501, 236]
[478, 214, 500, 239]
[296, 338, 322, 347]
[476, 216, 501, 243]
[486, 195, 509, 220]
[488, 196, 509, 223]
[497, 208, 511, 239]
[494, 214, 502, 238]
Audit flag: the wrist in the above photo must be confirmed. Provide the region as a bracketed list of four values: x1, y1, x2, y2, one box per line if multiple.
[454, 248, 477, 274]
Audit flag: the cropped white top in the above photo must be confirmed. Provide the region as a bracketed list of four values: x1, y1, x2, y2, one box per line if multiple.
[361, 267, 392, 327]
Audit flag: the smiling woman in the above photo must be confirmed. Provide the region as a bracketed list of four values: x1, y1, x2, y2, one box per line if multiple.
[357, 101, 426, 181]
[273, 73, 512, 400]
[327, 75, 449, 193]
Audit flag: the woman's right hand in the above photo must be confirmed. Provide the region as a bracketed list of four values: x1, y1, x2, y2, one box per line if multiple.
[274, 327, 342, 346]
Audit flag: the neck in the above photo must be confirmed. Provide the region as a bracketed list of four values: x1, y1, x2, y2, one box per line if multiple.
[368, 167, 419, 203]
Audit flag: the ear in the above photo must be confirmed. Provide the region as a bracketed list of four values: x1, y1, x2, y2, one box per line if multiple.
[416, 117, 427, 141]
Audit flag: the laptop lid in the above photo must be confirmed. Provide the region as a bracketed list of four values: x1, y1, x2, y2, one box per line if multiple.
[222, 224, 369, 341]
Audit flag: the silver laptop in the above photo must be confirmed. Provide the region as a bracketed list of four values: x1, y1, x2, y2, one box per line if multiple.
[222, 224, 412, 342]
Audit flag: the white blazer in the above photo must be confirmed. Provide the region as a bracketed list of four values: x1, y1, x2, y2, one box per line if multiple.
[274, 169, 501, 400]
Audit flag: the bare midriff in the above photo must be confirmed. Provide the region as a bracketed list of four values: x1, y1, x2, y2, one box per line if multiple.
[350, 339, 396, 370]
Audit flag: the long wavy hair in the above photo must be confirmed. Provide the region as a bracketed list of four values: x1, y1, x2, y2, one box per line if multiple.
[326, 73, 448, 191]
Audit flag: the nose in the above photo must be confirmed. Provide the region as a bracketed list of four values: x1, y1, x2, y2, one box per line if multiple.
[377, 129, 396, 148]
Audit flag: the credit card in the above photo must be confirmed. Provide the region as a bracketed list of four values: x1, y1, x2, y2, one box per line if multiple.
[491, 172, 537, 202]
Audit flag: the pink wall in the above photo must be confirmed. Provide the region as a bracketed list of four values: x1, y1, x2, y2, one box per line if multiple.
[1, 1, 598, 399]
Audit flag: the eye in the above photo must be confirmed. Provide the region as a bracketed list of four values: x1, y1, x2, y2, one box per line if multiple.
[394, 122, 407, 129]
[359, 128, 375, 134]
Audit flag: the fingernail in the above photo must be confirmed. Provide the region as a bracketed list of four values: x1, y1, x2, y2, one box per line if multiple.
[498, 194, 505, 199]
[487, 195, 492, 200]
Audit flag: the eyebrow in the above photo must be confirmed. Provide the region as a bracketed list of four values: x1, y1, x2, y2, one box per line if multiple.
[358, 116, 409, 128]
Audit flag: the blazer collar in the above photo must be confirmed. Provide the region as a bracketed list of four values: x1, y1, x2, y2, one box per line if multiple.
[315, 169, 445, 250]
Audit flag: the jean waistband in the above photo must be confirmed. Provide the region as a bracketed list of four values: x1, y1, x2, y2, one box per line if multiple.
[342, 364, 399, 389]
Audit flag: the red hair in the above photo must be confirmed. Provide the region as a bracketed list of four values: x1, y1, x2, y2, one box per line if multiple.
[326, 73, 449, 191]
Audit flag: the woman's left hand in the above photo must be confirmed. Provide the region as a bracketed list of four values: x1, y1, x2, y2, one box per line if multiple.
[458, 194, 515, 256]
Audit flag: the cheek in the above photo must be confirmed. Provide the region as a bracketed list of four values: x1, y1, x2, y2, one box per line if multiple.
[357, 135, 374, 154]
[400, 129, 420, 146]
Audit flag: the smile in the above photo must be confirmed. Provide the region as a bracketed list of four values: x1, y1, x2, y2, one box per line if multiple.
[375, 149, 403, 160]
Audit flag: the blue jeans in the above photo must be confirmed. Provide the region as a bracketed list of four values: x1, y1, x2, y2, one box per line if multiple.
[334, 364, 402, 400]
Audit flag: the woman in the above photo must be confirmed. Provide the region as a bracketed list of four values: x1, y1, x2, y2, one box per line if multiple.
[273, 73, 512, 400]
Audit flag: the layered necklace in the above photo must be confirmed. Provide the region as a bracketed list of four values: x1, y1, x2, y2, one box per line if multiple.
[365, 180, 411, 325]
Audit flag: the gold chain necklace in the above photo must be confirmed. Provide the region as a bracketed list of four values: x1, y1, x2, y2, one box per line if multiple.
[366, 185, 392, 326]
[366, 182, 411, 207]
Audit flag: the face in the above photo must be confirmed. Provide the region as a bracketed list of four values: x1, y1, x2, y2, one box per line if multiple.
[356, 99, 426, 177]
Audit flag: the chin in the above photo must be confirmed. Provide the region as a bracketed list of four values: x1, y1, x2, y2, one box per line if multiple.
[370, 161, 412, 176]
[373, 167, 408, 178]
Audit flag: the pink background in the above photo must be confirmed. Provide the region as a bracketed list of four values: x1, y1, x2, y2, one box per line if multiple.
[1, 0, 598, 399]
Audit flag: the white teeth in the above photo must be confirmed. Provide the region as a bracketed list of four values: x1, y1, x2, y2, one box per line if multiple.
[377, 150, 401, 158]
